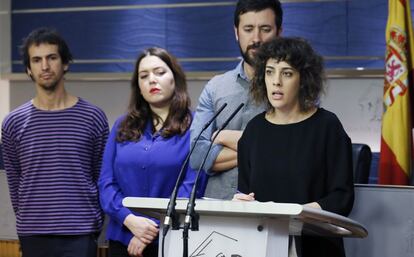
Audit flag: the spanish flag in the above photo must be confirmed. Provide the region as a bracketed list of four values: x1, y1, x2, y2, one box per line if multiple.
[379, 0, 414, 185]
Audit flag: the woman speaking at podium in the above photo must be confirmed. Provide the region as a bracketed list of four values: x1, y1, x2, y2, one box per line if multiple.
[235, 37, 354, 257]
[99, 47, 205, 257]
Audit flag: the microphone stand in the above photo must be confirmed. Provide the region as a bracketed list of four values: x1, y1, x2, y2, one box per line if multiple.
[182, 103, 244, 257]
[161, 103, 227, 257]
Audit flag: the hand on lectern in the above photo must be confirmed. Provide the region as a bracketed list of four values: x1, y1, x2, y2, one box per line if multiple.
[124, 214, 159, 244]
[232, 192, 255, 201]
[304, 201, 322, 210]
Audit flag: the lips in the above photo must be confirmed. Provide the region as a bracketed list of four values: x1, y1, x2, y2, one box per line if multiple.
[40, 73, 53, 80]
[149, 88, 161, 94]
[271, 91, 283, 100]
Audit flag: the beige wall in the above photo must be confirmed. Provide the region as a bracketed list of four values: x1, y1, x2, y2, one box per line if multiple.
[0, 0, 10, 75]
[6, 78, 206, 129]
[5, 77, 383, 151]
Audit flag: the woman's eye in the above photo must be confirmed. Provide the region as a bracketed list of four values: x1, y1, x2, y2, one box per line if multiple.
[155, 70, 166, 76]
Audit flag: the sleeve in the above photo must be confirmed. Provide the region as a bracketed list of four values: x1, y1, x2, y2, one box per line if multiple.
[177, 127, 208, 199]
[1, 119, 21, 215]
[92, 110, 109, 183]
[317, 117, 354, 216]
[98, 118, 132, 225]
[189, 81, 224, 175]
[177, 163, 208, 199]
[237, 125, 251, 194]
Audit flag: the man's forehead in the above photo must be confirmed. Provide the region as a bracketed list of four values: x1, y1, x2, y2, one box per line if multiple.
[28, 43, 59, 57]
[238, 9, 276, 26]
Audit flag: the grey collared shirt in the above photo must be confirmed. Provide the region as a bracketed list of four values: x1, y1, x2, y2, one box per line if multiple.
[190, 61, 266, 199]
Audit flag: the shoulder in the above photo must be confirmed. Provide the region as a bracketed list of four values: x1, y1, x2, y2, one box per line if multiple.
[314, 108, 349, 139]
[247, 112, 266, 126]
[314, 108, 344, 127]
[111, 114, 127, 131]
[205, 66, 239, 90]
[73, 99, 109, 135]
[76, 98, 106, 116]
[243, 112, 266, 134]
[2, 101, 33, 131]
[76, 98, 108, 121]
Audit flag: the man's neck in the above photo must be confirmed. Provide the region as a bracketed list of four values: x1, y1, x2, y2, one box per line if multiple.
[243, 61, 255, 81]
[33, 85, 77, 111]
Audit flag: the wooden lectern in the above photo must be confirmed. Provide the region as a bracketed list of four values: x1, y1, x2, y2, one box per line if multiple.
[123, 197, 367, 257]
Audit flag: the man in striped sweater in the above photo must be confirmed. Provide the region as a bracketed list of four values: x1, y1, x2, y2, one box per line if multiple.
[1, 28, 109, 257]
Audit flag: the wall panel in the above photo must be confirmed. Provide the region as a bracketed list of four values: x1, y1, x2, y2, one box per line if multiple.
[11, 0, 402, 72]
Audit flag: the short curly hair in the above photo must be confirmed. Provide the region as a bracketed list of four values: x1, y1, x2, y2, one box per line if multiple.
[251, 37, 325, 112]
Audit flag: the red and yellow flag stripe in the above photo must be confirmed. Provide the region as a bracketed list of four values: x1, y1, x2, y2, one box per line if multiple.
[379, 0, 414, 185]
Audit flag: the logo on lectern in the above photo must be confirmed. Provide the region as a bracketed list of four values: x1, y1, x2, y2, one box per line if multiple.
[190, 231, 242, 257]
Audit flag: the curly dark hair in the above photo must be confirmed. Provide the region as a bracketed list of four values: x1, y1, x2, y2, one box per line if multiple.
[116, 47, 192, 142]
[20, 27, 73, 73]
[251, 37, 325, 112]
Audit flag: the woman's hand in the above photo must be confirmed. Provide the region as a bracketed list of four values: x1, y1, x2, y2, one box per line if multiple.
[304, 202, 322, 209]
[127, 236, 147, 257]
[124, 214, 159, 244]
[232, 192, 255, 201]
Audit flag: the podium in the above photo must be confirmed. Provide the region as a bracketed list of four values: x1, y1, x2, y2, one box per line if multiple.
[123, 197, 368, 257]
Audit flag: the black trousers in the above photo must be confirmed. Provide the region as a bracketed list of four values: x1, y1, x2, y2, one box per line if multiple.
[108, 240, 158, 257]
[19, 234, 97, 257]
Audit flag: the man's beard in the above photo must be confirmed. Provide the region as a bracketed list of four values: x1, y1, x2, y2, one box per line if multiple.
[239, 42, 261, 66]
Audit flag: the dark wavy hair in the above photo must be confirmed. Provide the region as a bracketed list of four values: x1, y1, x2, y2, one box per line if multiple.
[234, 0, 283, 31]
[251, 37, 325, 112]
[20, 27, 73, 73]
[117, 47, 192, 142]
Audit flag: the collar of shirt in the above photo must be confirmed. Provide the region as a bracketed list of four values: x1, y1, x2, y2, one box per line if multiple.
[143, 120, 163, 140]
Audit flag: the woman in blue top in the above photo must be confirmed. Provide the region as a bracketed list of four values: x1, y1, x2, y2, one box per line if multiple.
[99, 47, 204, 257]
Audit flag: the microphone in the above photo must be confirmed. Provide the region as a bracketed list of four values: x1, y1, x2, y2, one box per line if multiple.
[182, 103, 245, 256]
[162, 102, 227, 237]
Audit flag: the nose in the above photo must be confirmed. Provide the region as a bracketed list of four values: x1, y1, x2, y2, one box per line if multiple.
[148, 72, 157, 84]
[252, 28, 262, 44]
[272, 73, 281, 87]
[41, 58, 49, 70]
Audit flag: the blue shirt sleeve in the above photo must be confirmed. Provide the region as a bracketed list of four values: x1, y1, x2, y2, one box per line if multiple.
[98, 118, 132, 226]
[177, 163, 208, 199]
[189, 81, 224, 175]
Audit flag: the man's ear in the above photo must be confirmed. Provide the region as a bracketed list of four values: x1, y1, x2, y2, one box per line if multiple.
[234, 26, 239, 42]
[26, 67, 34, 81]
[63, 64, 69, 72]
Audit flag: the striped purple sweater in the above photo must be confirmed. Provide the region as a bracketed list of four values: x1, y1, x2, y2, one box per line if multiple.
[1, 98, 109, 236]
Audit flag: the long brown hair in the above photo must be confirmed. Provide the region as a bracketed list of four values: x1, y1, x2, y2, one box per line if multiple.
[117, 47, 192, 142]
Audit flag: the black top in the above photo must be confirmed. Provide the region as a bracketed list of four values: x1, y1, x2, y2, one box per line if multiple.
[238, 108, 354, 257]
